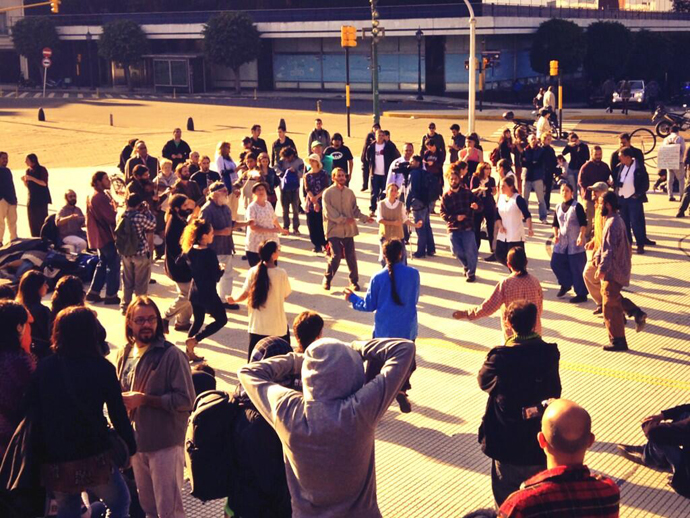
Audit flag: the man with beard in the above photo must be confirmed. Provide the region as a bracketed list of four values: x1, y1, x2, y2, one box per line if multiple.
[360, 122, 380, 192]
[171, 163, 204, 207]
[578, 145, 612, 239]
[161, 128, 192, 170]
[190, 155, 221, 196]
[324, 133, 354, 182]
[56, 189, 87, 252]
[125, 140, 160, 183]
[116, 296, 195, 518]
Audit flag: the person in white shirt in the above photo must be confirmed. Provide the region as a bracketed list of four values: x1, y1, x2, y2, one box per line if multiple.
[543, 86, 556, 112]
[227, 240, 292, 360]
[387, 143, 414, 192]
[662, 125, 686, 201]
[215, 141, 240, 218]
[245, 182, 288, 267]
[536, 109, 551, 140]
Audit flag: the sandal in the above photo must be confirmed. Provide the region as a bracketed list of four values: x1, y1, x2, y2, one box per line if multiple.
[185, 338, 205, 362]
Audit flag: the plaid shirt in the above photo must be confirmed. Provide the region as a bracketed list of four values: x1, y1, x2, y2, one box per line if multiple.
[126, 208, 156, 256]
[468, 272, 543, 339]
[440, 186, 483, 232]
[499, 465, 620, 518]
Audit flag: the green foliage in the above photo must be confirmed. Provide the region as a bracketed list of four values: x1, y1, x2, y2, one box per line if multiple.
[11, 16, 60, 62]
[584, 22, 631, 84]
[98, 19, 148, 66]
[673, 0, 690, 12]
[203, 11, 261, 92]
[529, 19, 585, 75]
[625, 30, 671, 82]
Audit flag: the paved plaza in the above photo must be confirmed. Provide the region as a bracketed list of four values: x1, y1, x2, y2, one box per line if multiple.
[1, 97, 689, 517]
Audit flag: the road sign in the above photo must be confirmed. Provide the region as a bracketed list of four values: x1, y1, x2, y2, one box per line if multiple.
[42, 48, 52, 58]
[42, 58, 52, 68]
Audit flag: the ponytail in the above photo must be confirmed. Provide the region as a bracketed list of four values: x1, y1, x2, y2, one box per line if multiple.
[383, 240, 404, 306]
[249, 241, 278, 310]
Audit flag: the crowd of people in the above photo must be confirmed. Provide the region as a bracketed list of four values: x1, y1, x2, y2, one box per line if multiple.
[0, 112, 684, 518]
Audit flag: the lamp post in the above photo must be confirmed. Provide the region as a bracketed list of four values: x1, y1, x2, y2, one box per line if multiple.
[370, 0, 381, 125]
[463, 0, 477, 135]
[415, 28, 423, 101]
[86, 30, 94, 90]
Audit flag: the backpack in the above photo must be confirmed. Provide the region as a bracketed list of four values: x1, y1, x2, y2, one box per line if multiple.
[185, 390, 242, 502]
[489, 146, 500, 167]
[114, 212, 139, 257]
[280, 167, 300, 191]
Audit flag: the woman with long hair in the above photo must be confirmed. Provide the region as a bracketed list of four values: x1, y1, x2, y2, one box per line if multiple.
[162, 194, 195, 333]
[215, 141, 240, 218]
[376, 183, 419, 266]
[497, 129, 515, 168]
[27, 306, 136, 518]
[343, 239, 420, 412]
[257, 152, 278, 207]
[304, 153, 330, 253]
[471, 161, 498, 261]
[17, 270, 52, 358]
[0, 301, 34, 460]
[22, 153, 52, 237]
[495, 175, 534, 267]
[182, 218, 228, 361]
[459, 135, 484, 175]
[227, 240, 292, 360]
[245, 182, 288, 267]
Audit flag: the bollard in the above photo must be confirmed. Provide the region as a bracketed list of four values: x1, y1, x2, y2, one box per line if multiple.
[317, 100, 322, 113]
[96, 88, 100, 98]
[109, 114, 113, 126]
[15, 85, 19, 98]
[38, 108, 45, 122]
[278, 118, 286, 132]
[187, 117, 195, 131]
[253, 88, 257, 101]
[173, 88, 177, 99]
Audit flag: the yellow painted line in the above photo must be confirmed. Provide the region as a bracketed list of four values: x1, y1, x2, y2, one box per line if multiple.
[330, 320, 690, 390]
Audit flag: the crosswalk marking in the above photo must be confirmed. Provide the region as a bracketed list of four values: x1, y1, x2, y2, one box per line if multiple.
[135, 95, 143, 99]
[34, 93, 42, 98]
[120, 95, 128, 99]
[91, 93, 99, 98]
[62, 93, 69, 98]
[48, 93, 55, 98]
[105, 93, 113, 98]
[77, 93, 83, 98]
[18, 92, 28, 98]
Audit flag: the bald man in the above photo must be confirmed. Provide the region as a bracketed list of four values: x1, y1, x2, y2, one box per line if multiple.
[499, 400, 620, 517]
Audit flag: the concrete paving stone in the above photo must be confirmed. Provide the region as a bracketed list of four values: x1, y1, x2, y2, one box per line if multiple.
[0, 99, 688, 516]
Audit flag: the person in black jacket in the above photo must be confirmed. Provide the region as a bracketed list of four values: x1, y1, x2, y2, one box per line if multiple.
[610, 132, 645, 172]
[27, 306, 136, 517]
[161, 128, 191, 170]
[365, 130, 400, 215]
[22, 153, 51, 237]
[360, 123, 380, 192]
[561, 133, 589, 202]
[118, 138, 138, 173]
[225, 337, 293, 518]
[17, 270, 52, 358]
[162, 194, 196, 333]
[617, 404, 690, 498]
[613, 147, 653, 254]
[477, 300, 561, 506]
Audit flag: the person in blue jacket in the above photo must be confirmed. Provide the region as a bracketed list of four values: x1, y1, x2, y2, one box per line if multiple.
[344, 239, 419, 412]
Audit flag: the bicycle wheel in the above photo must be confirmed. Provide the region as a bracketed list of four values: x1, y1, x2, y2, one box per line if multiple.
[630, 128, 656, 155]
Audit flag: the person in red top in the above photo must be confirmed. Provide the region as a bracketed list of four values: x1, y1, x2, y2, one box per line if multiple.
[499, 399, 620, 518]
[85, 171, 121, 305]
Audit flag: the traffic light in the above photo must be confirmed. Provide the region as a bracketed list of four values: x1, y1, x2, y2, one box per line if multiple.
[550, 60, 559, 76]
[50, 0, 60, 13]
[482, 57, 490, 70]
[341, 26, 357, 48]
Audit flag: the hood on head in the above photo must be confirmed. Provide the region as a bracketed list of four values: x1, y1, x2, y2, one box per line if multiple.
[302, 338, 365, 402]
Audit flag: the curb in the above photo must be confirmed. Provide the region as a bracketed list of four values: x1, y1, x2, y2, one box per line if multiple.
[382, 111, 651, 123]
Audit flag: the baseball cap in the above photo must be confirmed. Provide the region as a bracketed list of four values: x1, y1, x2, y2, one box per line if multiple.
[311, 141, 324, 149]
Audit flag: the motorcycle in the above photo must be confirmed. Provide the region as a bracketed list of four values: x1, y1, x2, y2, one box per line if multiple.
[652, 105, 690, 137]
[502, 111, 566, 140]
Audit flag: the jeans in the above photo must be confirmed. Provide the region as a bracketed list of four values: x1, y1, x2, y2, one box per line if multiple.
[550, 251, 587, 297]
[121, 254, 152, 308]
[668, 169, 685, 199]
[362, 162, 370, 190]
[248, 327, 290, 361]
[619, 196, 646, 246]
[54, 468, 130, 518]
[411, 205, 435, 256]
[370, 175, 386, 212]
[0, 199, 17, 243]
[164, 281, 192, 326]
[131, 445, 185, 518]
[678, 169, 690, 216]
[495, 240, 523, 267]
[217, 254, 234, 300]
[642, 411, 690, 471]
[280, 189, 300, 231]
[523, 179, 547, 221]
[567, 167, 579, 201]
[325, 237, 358, 284]
[306, 210, 327, 250]
[449, 229, 478, 277]
[491, 460, 545, 507]
[89, 241, 121, 298]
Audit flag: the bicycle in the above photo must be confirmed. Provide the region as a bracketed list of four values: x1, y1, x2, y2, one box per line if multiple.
[629, 127, 656, 155]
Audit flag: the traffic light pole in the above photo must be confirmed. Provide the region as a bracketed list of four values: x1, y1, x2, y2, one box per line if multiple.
[346, 47, 351, 137]
[371, 33, 380, 125]
[464, 0, 477, 135]
[558, 74, 563, 138]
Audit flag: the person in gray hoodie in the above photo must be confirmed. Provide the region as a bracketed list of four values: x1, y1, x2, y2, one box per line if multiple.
[238, 337, 415, 518]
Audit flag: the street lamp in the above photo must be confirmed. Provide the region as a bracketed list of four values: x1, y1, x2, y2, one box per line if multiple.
[370, 0, 381, 125]
[415, 28, 423, 101]
[86, 29, 94, 90]
[462, 0, 477, 135]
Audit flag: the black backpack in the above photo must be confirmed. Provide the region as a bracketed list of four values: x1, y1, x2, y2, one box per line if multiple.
[421, 169, 439, 205]
[185, 390, 241, 501]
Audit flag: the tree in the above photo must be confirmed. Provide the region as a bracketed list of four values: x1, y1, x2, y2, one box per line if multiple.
[11, 16, 60, 80]
[625, 30, 671, 83]
[98, 20, 148, 91]
[583, 22, 631, 85]
[203, 11, 261, 93]
[673, 0, 690, 12]
[530, 19, 585, 76]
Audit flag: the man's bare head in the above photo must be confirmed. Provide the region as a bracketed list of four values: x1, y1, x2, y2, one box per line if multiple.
[539, 399, 594, 462]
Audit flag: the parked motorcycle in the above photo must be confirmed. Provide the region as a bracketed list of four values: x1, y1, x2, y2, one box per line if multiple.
[652, 105, 690, 137]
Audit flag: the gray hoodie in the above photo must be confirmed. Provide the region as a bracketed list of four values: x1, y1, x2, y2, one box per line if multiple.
[238, 338, 415, 518]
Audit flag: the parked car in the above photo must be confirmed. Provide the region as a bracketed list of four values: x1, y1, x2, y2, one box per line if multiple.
[612, 80, 646, 107]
